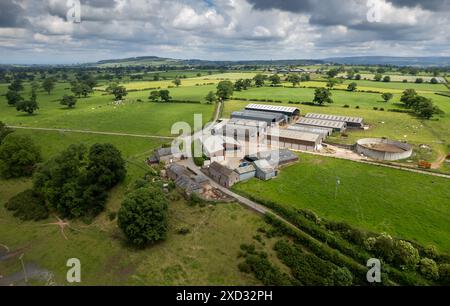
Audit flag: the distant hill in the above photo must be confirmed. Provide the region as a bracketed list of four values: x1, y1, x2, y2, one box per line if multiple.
[90, 56, 324, 67]
[324, 56, 450, 67]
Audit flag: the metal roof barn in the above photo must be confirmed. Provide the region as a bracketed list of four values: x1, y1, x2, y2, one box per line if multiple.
[297, 118, 347, 131]
[231, 110, 285, 125]
[245, 104, 300, 117]
[288, 124, 333, 137]
[305, 113, 363, 127]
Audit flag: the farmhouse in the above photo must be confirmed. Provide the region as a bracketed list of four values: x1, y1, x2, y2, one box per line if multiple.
[231, 110, 285, 126]
[206, 162, 240, 188]
[267, 129, 323, 151]
[234, 164, 256, 181]
[253, 159, 277, 181]
[305, 113, 364, 128]
[245, 104, 300, 122]
[297, 117, 347, 132]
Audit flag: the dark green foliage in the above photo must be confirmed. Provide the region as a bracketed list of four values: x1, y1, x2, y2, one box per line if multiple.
[118, 186, 169, 247]
[42, 77, 56, 94]
[205, 91, 217, 104]
[60, 95, 77, 108]
[381, 93, 393, 102]
[239, 244, 294, 286]
[159, 90, 171, 102]
[16, 100, 39, 114]
[33, 143, 126, 218]
[5, 189, 48, 221]
[216, 81, 234, 100]
[313, 88, 333, 105]
[0, 134, 42, 178]
[0, 121, 13, 144]
[6, 90, 23, 106]
[253, 74, 267, 87]
[274, 240, 336, 285]
[86, 143, 126, 189]
[8, 79, 23, 92]
[347, 82, 357, 91]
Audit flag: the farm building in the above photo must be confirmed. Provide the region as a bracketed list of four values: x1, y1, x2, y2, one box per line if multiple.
[202, 135, 242, 162]
[305, 113, 364, 128]
[297, 118, 347, 132]
[288, 124, 333, 138]
[206, 162, 240, 188]
[174, 176, 203, 194]
[253, 159, 277, 181]
[213, 119, 268, 142]
[167, 163, 190, 180]
[231, 110, 285, 126]
[258, 149, 299, 167]
[167, 164, 205, 194]
[153, 146, 183, 163]
[234, 164, 256, 181]
[267, 129, 323, 151]
[245, 104, 300, 122]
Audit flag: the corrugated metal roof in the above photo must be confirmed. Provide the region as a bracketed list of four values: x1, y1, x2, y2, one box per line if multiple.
[246, 104, 300, 115]
[297, 118, 346, 129]
[305, 113, 363, 124]
[228, 118, 268, 128]
[289, 125, 333, 135]
[232, 110, 285, 121]
[269, 129, 322, 142]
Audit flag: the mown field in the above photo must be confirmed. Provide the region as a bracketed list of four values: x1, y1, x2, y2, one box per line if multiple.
[233, 154, 450, 252]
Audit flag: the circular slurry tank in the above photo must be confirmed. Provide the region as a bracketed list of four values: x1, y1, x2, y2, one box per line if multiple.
[356, 138, 413, 161]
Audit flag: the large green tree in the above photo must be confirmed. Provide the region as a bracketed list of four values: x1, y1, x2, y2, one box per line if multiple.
[313, 88, 333, 105]
[16, 100, 39, 115]
[118, 186, 169, 247]
[216, 81, 234, 100]
[85, 143, 126, 189]
[286, 74, 301, 87]
[6, 90, 23, 106]
[42, 77, 56, 94]
[0, 134, 42, 178]
[60, 95, 77, 108]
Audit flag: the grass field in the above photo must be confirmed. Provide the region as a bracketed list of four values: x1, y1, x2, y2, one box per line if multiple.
[0, 83, 215, 136]
[293, 80, 448, 93]
[337, 73, 447, 83]
[233, 154, 450, 252]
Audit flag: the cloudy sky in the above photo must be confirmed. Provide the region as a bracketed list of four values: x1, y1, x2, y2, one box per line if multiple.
[0, 0, 449, 64]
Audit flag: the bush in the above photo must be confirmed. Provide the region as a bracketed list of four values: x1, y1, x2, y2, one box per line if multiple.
[373, 107, 378, 110]
[343, 104, 350, 108]
[177, 227, 190, 235]
[393, 240, 420, 270]
[5, 189, 48, 221]
[355, 106, 360, 109]
[438, 264, 450, 284]
[419, 258, 439, 280]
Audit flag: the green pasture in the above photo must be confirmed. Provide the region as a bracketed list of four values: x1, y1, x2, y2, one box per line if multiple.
[233, 154, 450, 252]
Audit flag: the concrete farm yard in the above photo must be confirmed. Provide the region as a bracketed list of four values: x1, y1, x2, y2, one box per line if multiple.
[1, 67, 450, 286]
